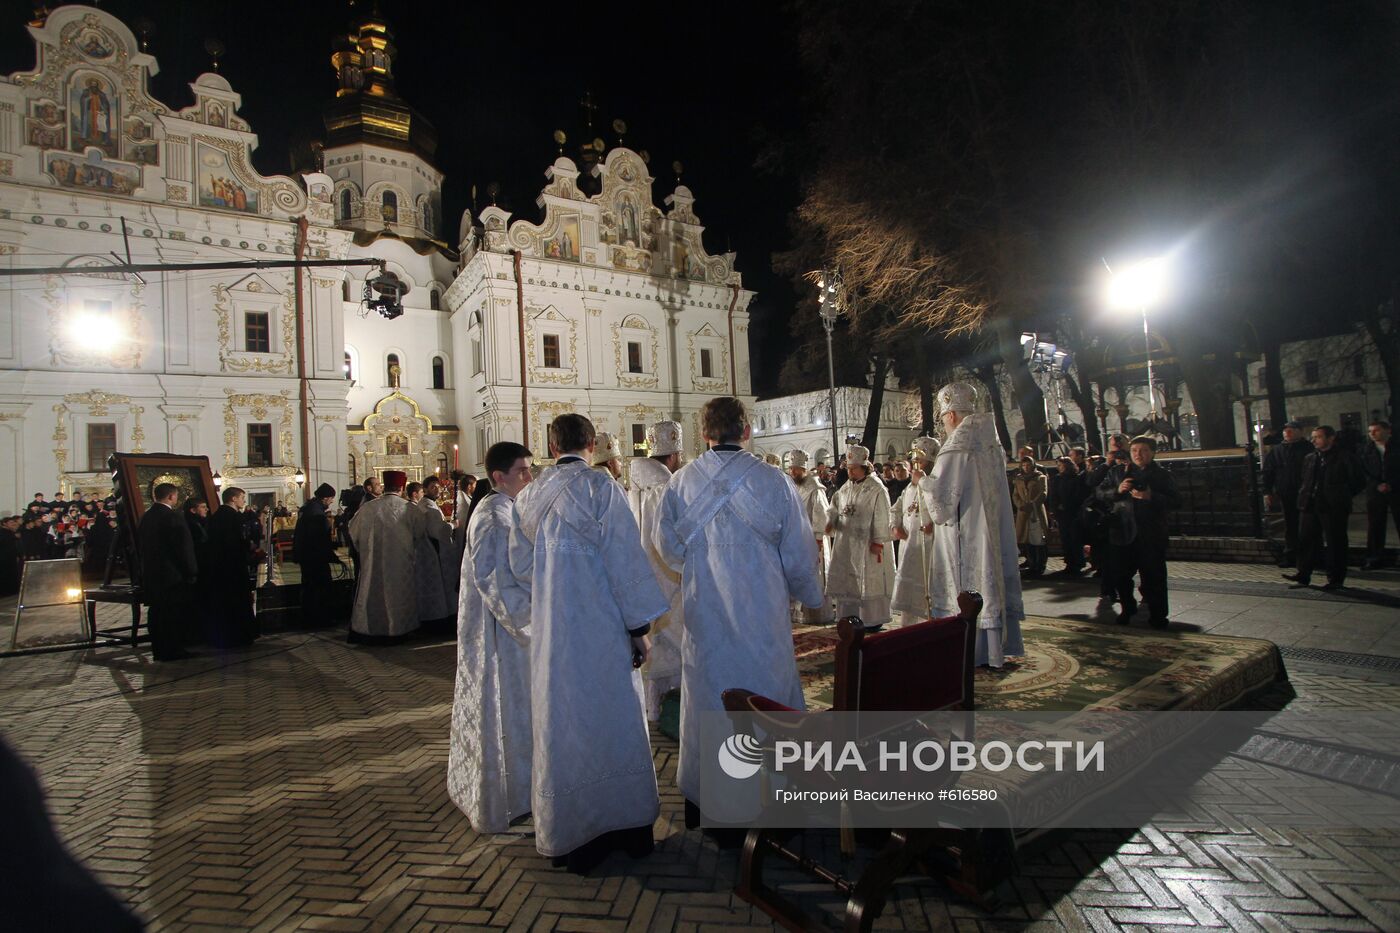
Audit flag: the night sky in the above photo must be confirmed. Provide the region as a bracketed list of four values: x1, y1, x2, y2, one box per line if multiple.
[0, 1, 805, 395]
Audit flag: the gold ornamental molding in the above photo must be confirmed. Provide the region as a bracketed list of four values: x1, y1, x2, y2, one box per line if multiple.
[525, 307, 579, 387]
[222, 389, 294, 476]
[611, 314, 660, 389]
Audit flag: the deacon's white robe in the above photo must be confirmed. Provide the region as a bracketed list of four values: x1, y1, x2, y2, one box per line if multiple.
[890, 480, 936, 619]
[348, 494, 422, 637]
[627, 457, 683, 722]
[509, 460, 667, 857]
[918, 412, 1025, 666]
[415, 498, 458, 622]
[790, 475, 832, 622]
[447, 492, 532, 833]
[655, 448, 824, 803]
[826, 476, 895, 624]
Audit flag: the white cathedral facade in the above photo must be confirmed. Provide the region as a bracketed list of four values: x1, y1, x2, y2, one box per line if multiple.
[0, 6, 753, 513]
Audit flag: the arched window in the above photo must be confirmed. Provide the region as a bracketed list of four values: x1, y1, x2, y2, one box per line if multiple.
[429, 289, 441, 311]
[339, 188, 352, 220]
[344, 351, 353, 382]
[342, 279, 352, 302]
[386, 352, 400, 386]
[381, 190, 398, 224]
[431, 355, 446, 390]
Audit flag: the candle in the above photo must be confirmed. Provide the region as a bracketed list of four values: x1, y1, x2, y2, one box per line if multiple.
[453, 443, 459, 470]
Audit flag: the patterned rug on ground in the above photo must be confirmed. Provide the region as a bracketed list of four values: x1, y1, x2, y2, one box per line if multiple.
[795, 616, 1285, 711]
[656, 616, 1284, 739]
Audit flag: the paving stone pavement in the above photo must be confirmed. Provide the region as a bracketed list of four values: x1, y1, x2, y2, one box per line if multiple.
[4, 619, 1400, 932]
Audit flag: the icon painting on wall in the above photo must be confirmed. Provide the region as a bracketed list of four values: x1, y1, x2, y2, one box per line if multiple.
[546, 215, 580, 261]
[70, 73, 118, 158]
[197, 142, 258, 213]
[77, 30, 115, 60]
[47, 150, 140, 194]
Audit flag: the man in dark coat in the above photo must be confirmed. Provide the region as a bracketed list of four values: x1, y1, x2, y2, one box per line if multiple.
[0, 515, 21, 597]
[1049, 453, 1089, 576]
[1094, 436, 1182, 627]
[294, 483, 340, 629]
[1262, 420, 1311, 568]
[1361, 420, 1400, 570]
[136, 482, 198, 661]
[1286, 425, 1367, 590]
[206, 487, 258, 647]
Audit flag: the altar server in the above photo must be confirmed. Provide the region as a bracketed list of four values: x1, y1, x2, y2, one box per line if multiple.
[825, 444, 895, 625]
[890, 436, 941, 622]
[510, 414, 667, 873]
[656, 397, 824, 822]
[918, 382, 1025, 667]
[787, 450, 832, 623]
[447, 442, 535, 834]
[627, 420, 685, 721]
[348, 470, 422, 641]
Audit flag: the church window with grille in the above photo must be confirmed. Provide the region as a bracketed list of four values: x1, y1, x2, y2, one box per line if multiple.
[542, 333, 561, 369]
[432, 355, 446, 389]
[247, 423, 273, 467]
[627, 341, 643, 373]
[244, 311, 270, 353]
[700, 347, 714, 379]
[339, 188, 352, 220]
[632, 423, 647, 455]
[87, 423, 116, 472]
[386, 353, 400, 386]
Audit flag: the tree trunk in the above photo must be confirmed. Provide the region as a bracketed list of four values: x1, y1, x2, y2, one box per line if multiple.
[997, 321, 1046, 451]
[1063, 366, 1103, 454]
[915, 338, 935, 437]
[975, 362, 1013, 454]
[861, 355, 891, 455]
[1362, 299, 1400, 422]
[1261, 337, 1288, 431]
[1176, 352, 1239, 448]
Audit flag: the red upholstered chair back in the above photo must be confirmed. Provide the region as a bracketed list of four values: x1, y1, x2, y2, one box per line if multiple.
[834, 592, 982, 713]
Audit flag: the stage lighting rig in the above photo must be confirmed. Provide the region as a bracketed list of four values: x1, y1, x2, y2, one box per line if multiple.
[363, 270, 408, 320]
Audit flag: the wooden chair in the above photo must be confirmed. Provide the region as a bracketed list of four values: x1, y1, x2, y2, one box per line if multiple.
[721, 591, 1002, 932]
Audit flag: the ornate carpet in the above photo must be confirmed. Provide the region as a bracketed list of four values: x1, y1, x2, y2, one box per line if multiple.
[795, 616, 1286, 712]
[657, 616, 1284, 739]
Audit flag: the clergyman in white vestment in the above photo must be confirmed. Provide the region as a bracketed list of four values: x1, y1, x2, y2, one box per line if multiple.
[348, 470, 422, 640]
[448, 442, 535, 833]
[787, 449, 832, 624]
[918, 382, 1025, 667]
[655, 397, 824, 819]
[825, 444, 895, 625]
[412, 476, 458, 628]
[626, 420, 685, 722]
[890, 436, 941, 622]
[510, 414, 668, 872]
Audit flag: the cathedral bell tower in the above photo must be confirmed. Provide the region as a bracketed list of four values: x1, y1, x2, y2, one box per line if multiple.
[320, 7, 444, 243]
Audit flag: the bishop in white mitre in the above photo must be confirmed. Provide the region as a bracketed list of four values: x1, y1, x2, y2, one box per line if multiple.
[890, 436, 941, 622]
[626, 420, 685, 721]
[592, 431, 625, 483]
[655, 397, 824, 820]
[918, 382, 1025, 667]
[787, 450, 832, 624]
[825, 444, 896, 625]
[510, 414, 667, 872]
[447, 442, 535, 834]
[348, 470, 422, 640]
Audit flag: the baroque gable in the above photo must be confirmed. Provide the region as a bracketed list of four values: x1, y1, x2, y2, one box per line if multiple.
[0, 5, 307, 219]
[482, 146, 741, 286]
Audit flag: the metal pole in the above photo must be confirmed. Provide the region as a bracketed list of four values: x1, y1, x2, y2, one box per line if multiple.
[1143, 307, 1157, 418]
[0, 257, 386, 277]
[824, 321, 839, 462]
[261, 508, 277, 589]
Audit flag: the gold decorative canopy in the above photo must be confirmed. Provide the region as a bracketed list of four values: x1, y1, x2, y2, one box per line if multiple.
[324, 8, 437, 163]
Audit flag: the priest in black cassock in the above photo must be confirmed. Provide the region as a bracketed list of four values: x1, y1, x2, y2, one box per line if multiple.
[206, 487, 258, 648]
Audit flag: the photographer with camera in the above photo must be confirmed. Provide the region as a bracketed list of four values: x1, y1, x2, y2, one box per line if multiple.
[1094, 436, 1181, 627]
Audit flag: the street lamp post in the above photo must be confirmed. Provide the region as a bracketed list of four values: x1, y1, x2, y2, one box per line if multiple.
[816, 266, 844, 464]
[1106, 257, 1169, 421]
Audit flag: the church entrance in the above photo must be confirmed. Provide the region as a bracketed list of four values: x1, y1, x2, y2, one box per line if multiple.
[348, 391, 454, 485]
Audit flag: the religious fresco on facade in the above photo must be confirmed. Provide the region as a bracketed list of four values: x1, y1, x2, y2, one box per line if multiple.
[122, 117, 157, 165]
[196, 142, 258, 213]
[206, 100, 227, 127]
[26, 100, 66, 149]
[76, 29, 116, 60]
[47, 150, 140, 194]
[619, 199, 640, 247]
[545, 215, 580, 261]
[386, 433, 410, 456]
[69, 73, 119, 157]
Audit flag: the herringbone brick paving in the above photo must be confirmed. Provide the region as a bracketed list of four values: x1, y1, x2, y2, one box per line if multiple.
[4, 628, 1400, 930]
